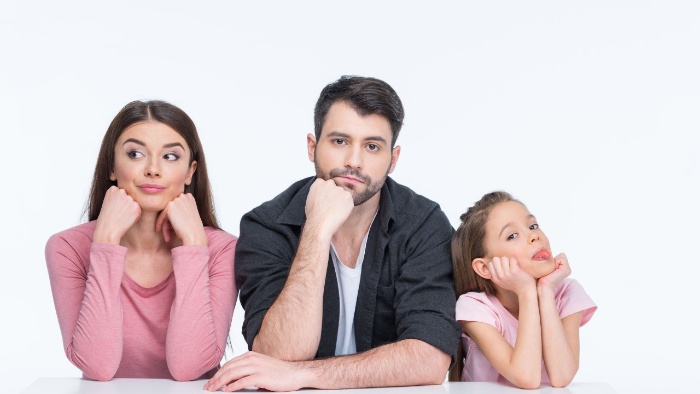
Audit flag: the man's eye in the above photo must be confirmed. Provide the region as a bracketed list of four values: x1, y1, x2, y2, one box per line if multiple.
[507, 233, 517, 241]
[127, 150, 144, 159]
[332, 139, 346, 145]
[367, 144, 379, 151]
[530, 224, 539, 230]
[164, 153, 180, 161]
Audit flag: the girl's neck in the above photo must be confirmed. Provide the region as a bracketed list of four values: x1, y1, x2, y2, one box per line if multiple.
[120, 212, 169, 253]
[494, 288, 520, 319]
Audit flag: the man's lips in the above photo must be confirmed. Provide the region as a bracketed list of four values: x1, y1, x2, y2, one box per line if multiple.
[138, 184, 166, 193]
[338, 176, 363, 184]
[532, 248, 552, 260]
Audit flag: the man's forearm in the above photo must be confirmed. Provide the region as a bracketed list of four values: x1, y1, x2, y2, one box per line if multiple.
[253, 223, 331, 360]
[301, 339, 450, 389]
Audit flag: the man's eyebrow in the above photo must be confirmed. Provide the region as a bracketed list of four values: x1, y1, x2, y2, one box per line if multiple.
[325, 131, 388, 145]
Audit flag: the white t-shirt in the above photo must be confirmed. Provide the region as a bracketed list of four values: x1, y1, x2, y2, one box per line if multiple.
[330, 228, 371, 356]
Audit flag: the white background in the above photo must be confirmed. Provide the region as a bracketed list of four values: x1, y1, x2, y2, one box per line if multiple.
[1, 1, 698, 393]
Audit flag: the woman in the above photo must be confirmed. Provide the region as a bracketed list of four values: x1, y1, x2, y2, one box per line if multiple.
[46, 100, 236, 381]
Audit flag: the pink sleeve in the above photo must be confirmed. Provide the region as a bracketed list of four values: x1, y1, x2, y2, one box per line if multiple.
[165, 230, 237, 381]
[46, 232, 127, 381]
[456, 292, 499, 329]
[557, 279, 597, 326]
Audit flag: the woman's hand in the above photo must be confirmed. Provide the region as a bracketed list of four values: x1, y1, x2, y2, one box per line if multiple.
[93, 186, 141, 244]
[155, 193, 207, 247]
[488, 256, 536, 296]
[537, 253, 571, 291]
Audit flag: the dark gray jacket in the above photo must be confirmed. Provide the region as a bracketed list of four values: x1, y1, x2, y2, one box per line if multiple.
[235, 176, 461, 362]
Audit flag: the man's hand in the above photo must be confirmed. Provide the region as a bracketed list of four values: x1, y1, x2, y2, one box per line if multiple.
[304, 178, 354, 238]
[204, 351, 311, 392]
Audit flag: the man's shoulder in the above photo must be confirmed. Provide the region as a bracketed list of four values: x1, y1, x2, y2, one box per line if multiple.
[384, 178, 448, 229]
[245, 177, 314, 226]
[385, 177, 440, 210]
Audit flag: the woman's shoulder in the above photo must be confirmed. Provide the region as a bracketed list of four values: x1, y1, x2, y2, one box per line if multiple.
[46, 221, 97, 249]
[203, 227, 238, 248]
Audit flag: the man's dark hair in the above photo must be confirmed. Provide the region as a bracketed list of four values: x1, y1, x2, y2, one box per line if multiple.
[314, 75, 404, 147]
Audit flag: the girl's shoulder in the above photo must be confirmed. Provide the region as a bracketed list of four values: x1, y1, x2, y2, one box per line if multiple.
[456, 292, 502, 321]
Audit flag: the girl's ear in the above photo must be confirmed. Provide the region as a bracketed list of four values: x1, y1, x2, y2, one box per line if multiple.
[472, 258, 492, 280]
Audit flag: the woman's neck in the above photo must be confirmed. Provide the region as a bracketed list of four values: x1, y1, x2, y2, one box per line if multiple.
[120, 211, 169, 252]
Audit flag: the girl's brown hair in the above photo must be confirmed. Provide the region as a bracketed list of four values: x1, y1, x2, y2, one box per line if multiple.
[448, 191, 519, 381]
[86, 100, 219, 229]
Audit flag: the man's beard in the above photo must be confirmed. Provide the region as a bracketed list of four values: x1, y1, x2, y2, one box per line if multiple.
[314, 163, 389, 206]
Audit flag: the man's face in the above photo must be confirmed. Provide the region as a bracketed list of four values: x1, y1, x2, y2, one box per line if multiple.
[308, 101, 400, 206]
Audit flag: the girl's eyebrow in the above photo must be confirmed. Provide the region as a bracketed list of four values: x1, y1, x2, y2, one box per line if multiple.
[498, 215, 536, 237]
[499, 222, 515, 238]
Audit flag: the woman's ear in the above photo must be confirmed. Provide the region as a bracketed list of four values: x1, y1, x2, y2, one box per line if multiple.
[472, 258, 492, 280]
[185, 161, 197, 186]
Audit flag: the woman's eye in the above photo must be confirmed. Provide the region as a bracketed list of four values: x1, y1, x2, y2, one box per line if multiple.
[127, 150, 144, 159]
[529, 223, 539, 230]
[507, 233, 517, 241]
[164, 153, 179, 161]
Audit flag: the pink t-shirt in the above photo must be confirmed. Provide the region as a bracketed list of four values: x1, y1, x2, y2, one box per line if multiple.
[45, 221, 237, 381]
[455, 278, 596, 383]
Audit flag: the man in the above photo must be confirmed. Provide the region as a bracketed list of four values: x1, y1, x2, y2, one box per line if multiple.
[205, 76, 460, 392]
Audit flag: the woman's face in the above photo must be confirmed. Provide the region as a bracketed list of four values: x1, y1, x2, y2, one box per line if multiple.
[110, 121, 196, 213]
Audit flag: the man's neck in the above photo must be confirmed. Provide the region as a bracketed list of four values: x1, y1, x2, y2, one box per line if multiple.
[332, 191, 381, 247]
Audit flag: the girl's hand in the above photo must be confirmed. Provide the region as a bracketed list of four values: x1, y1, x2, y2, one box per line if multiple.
[488, 256, 536, 296]
[537, 253, 571, 291]
[155, 193, 207, 247]
[93, 186, 141, 244]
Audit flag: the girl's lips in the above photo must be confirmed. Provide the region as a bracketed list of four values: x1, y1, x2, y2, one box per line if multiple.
[532, 248, 552, 260]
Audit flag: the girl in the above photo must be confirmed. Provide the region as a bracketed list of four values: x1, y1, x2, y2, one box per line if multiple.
[449, 191, 596, 388]
[45, 100, 237, 381]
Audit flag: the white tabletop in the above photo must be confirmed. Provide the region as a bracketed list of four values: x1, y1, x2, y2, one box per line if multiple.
[20, 378, 616, 394]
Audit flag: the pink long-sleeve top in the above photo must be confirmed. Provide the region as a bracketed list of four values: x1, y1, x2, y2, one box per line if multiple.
[45, 221, 237, 381]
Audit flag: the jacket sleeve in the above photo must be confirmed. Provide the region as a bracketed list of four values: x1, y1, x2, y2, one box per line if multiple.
[393, 206, 462, 365]
[165, 230, 237, 381]
[45, 234, 126, 381]
[235, 210, 298, 349]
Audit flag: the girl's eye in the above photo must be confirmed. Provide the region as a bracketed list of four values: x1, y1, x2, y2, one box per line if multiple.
[529, 223, 539, 230]
[367, 143, 379, 152]
[127, 150, 144, 159]
[164, 153, 180, 161]
[507, 233, 518, 241]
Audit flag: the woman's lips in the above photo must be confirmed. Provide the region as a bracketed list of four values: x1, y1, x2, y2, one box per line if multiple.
[138, 184, 165, 193]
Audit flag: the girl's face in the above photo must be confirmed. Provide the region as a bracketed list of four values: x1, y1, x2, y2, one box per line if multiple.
[481, 201, 556, 279]
[110, 121, 196, 213]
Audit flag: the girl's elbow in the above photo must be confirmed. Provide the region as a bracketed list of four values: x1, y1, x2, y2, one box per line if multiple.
[513, 378, 541, 390]
[549, 372, 575, 388]
[510, 372, 541, 390]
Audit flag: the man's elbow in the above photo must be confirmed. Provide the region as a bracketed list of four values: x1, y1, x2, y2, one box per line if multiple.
[418, 344, 450, 385]
[252, 336, 316, 361]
